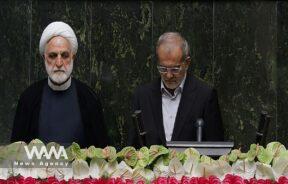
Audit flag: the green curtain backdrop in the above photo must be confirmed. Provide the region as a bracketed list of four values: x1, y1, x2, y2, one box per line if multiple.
[0, 1, 287, 150]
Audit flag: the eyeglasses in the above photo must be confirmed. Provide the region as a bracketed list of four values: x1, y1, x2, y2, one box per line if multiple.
[157, 65, 184, 74]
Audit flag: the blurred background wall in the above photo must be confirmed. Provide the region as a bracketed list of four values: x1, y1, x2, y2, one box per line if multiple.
[0, 1, 287, 150]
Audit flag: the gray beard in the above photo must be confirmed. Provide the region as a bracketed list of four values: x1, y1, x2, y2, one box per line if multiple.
[48, 76, 72, 91]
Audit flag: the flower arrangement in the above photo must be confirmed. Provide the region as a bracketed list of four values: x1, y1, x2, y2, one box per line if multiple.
[0, 140, 287, 183]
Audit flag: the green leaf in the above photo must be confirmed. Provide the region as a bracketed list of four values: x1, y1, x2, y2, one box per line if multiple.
[238, 153, 247, 160]
[200, 155, 215, 164]
[247, 144, 257, 161]
[46, 142, 65, 160]
[4, 141, 27, 161]
[86, 146, 104, 159]
[103, 146, 117, 162]
[66, 142, 86, 161]
[229, 149, 241, 162]
[257, 147, 273, 164]
[184, 148, 200, 161]
[136, 147, 150, 168]
[163, 149, 177, 166]
[266, 142, 286, 157]
[149, 145, 169, 165]
[29, 139, 44, 144]
[117, 146, 137, 167]
[219, 155, 229, 162]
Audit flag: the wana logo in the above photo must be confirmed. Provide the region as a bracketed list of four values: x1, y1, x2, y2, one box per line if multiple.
[24, 145, 68, 160]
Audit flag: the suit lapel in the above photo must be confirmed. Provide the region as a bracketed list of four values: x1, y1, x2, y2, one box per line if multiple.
[171, 74, 197, 140]
[150, 78, 166, 145]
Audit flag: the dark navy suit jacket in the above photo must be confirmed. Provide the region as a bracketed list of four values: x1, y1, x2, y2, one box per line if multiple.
[128, 73, 224, 148]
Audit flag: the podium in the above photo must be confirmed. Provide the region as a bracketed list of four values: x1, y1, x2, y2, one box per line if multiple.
[166, 141, 234, 156]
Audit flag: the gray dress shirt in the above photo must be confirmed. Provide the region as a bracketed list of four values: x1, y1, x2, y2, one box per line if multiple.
[161, 75, 186, 141]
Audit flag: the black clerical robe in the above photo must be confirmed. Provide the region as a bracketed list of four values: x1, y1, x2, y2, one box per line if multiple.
[11, 78, 109, 148]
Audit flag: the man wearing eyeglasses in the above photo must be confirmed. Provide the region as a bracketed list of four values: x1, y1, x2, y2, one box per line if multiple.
[128, 32, 224, 147]
[11, 21, 109, 148]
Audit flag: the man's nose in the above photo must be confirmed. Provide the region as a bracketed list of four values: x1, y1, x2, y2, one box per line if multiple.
[165, 70, 174, 79]
[55, 55, 63, 68]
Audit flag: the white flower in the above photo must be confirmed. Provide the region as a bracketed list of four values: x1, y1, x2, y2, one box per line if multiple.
[232, 159, 256, 179]
[72, 159, 89, 179]
[255, 162, 275, 180]
[169, 157, 185, 180]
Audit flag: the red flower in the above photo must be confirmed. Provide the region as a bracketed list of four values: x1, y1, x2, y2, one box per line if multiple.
[136, 179, 145, 184]
[106, 178, 116, 184]
[223, 175, 245, 184]
[255, 179, 273, 184]
[222, 174, 234, 184]
[96, 178, 107, 184]
[208, 176, 220, 184]
[168, 177, 179, 184]
[82, 178, 96, 184]
[0, 179, 6, 184]
[7, 176, 24, 184]
[180, 176, 190, 184]
[24, 177, 37, 184]
[45, 177, 62, 184]
[125, 179, 134, 184]
[198, 177, 209, 184]
[247, 178, 257, 184]
[153, 177, 167, 184]
[189, 177, 199, 184]
[115, 178, 125, 184]
[233, 175, 245, 184]
[67, 179, 82, 184]
[278, 176, 288, 184]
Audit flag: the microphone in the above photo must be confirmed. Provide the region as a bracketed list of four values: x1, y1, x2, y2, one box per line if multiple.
[132, 110, 146, 147]
[256, 111, 271, 146]
[195, 118, 204, 142]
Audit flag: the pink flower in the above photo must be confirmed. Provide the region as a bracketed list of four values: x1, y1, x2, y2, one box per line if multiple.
[278, 176, 288, 184]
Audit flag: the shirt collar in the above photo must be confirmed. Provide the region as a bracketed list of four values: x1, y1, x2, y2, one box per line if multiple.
[161, 74, 186, 98]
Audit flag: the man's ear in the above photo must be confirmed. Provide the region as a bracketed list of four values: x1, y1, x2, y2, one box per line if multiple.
[185, 56, 191, 66]
[72, 54, 76, 61]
